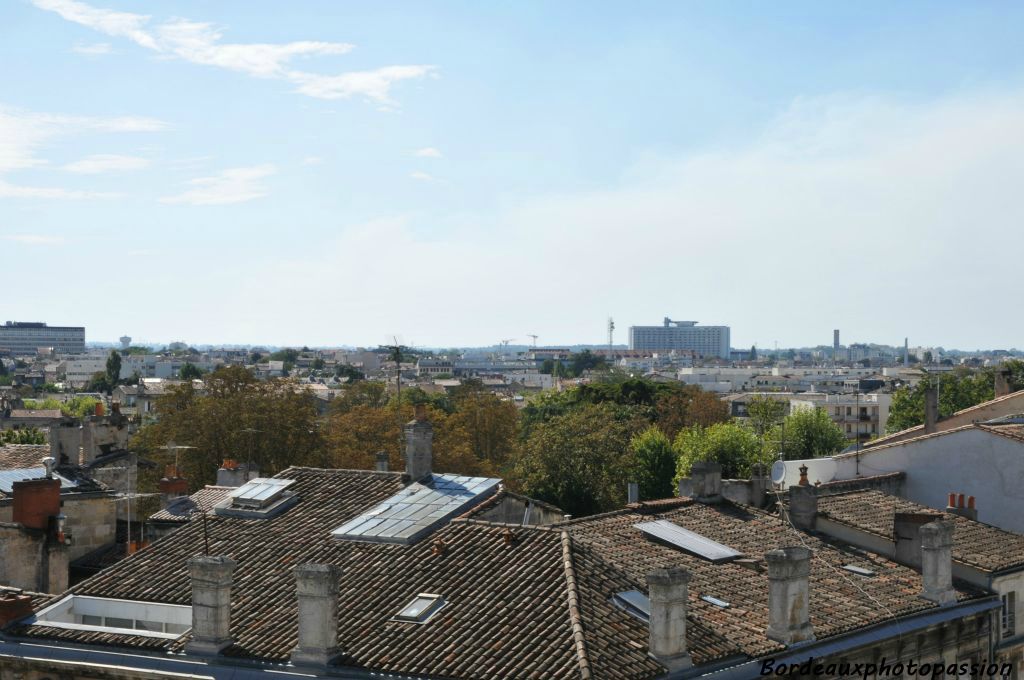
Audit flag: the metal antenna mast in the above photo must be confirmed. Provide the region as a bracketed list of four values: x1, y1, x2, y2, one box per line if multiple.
[607, 317, 615, 363]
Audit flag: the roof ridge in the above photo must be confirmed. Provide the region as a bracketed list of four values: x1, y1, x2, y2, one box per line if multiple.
[560, 530, 592, 680]
[834, 423, 979, 457]
[866, 389, 1024, 447]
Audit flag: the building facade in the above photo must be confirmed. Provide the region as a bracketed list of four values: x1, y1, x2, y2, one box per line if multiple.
[628, 318, 730, 359]
[0, 322, 84, 356]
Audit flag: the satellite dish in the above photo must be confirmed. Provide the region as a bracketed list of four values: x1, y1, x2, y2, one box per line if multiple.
[769, 458, 838, 487]
[770, 460, 787, 485]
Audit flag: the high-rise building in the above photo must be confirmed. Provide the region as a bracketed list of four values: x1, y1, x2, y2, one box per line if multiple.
[628, 318, 730, 359]
[0, 321, 85, 355]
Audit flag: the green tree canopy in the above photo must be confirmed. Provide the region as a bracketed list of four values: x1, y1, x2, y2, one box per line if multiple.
[105, 350, 122, 388]
[674, 422, 761, 481]
[770, 407, 846, 459]
[631, 426, 677, 501]
[746, 395, 786, 437]
[179, 362, 204, 380]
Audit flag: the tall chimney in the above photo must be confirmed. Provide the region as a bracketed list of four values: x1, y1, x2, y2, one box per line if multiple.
[689, 461, 722, 503]
[186, 555, 236, 655]
[291, 563, 341, 667]
[765, 547, 815, 644]
[923, 386, 939, 434]
[627, 482, 639, 505]
[646, 566, 692, 671]
[375, 451, 389, 473]
[788, 484, 817, 531]
[995, 369, 1012, 398]
[893, 512, 940, 569]
[404, 404, 433, 482]
[920, 518, 956, 605]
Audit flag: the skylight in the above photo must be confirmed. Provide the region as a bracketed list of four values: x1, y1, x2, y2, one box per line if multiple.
[612, 590, 650, 622]
[214, 477, 298, 519]
[27, 595, 191, 639]
[634, 520, 742, 563]
[701, 595, 731, 608]
[0, 468, 78, 494]
[332, 474, 500, 545]
[394, 593, 445, 623]
[842, 564, 876, 577]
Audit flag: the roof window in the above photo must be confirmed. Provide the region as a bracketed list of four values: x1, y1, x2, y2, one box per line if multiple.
[214, 477, 298, 519]
[700, 595, 730, 608]
[842, 564, 876, 577]
[634, 520, 742, 563]
[394, 593, 445, 623]
[611, 590, 650, 622]
[27, 595, 191, 639]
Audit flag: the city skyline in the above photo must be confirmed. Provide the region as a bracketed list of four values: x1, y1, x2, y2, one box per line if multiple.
[3, 2, 1024, 348]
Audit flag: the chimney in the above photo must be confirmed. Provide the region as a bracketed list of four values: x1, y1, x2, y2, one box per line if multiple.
[893, 512, 941, 568]
[945, 493, 978, 521]
[158, 465, 189, 509]
[186, 555, 236, 655]
[765, 547, 815, 644]
[646, 566, 692, 671]
[375, 451, 389, 473]
[689, 461, 722, 503]
[923, 386, 939, 434]
[404, 404, 433, 482]
[995, 370, 1012, 398]
[216, 459, 257, 488]
[0, 593, 34, 627]
[12, 477, 61, 531]
[787, 484, 817, 531]
[920, 518, 956, 605]
[291, 563, 341, 667]
[628, 482, 639, 505]
[749, 463, 770, 509]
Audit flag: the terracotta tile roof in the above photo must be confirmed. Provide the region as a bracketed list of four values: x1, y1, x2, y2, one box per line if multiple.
[558, 498, 984, 664]
[8, 409, 62, 419]
[148, 485, 235, 524]
[817, 489, 1024, 573]
[865, 390, 1024, 448]
[0, 444, 51, 469]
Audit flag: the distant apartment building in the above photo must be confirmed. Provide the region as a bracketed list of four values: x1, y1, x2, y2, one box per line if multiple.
[0, 321, 84, 356]
[628, 317, 730, 359]
[64, 356, 107, 387]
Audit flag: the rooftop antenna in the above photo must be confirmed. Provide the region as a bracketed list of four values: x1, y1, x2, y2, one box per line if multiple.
[237, 428, 262, 481]
[383, 336, 408, 463]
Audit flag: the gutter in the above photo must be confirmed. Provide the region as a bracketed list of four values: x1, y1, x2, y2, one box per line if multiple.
[678, 597, 1001, 680]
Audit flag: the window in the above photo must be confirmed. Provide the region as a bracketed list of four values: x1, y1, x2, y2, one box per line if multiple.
[395, 593, 445, 623]
[612, 590, 650, 622]
[30, 595, 191, 639]
[1003, 592, 1016, 639]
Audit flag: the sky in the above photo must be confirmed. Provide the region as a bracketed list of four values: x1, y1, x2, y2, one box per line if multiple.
[2, 1, 1023, 350]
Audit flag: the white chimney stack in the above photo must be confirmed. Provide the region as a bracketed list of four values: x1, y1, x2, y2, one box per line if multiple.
[920, 518, 956, 605]
[291, 563, 341, 667]
[405, 404, 433, 482]
[765, 547, 815, 645]
[646, 566, 692, 671]
[186, 555, 236, 655]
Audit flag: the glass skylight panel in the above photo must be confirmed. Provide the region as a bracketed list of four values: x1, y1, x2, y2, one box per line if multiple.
[612, 590, 650, 622]
[332, 473, 501, 545]
[0, 468, 78, 494]
[701, 595, 731, 608]
[842, 564, 876, 577]
[395, 593, 445, 623]
[634, 520, 742, 563]
[228, 478, 294, 508]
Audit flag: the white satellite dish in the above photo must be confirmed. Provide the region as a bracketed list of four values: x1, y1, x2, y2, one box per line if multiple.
[770, 458, 838, 487]
[770, 460, 787, 485]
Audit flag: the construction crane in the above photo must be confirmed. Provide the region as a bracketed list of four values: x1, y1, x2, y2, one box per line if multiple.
[526, 334, 539, 347]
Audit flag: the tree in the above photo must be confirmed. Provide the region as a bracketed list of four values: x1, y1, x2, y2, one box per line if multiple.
[770, 407, 845, 459]
[674, 423, 761, 481]
[885, 366, 1016, 433]
[750, 345, 757, 361]
[539, 358, 555, 375]
[631, 426, 677, 500]
[514, 403, 645, 517]
[85, 372, 112, 394]
[0, 428, 46, 445]
[746, 395, 786, 437]
[179, 362, 204, 380]
[446, 390, 518, 474]
[653, 386, 730, 440]
[105, 350, 122, 388]
[335, 364, 365, 383]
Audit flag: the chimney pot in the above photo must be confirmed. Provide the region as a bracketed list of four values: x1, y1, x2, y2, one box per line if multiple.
[765, 546, 815, 644]
[374, 451, 389, 473]
[186, 555, 236, 655]
[946, 492, 956, 510]
[646, 566, 692, 671]
[291, 563, 341, 667]
[967, 496, 975, 510]
[957, 493, 965, 509]
[798, 464, 809, 486]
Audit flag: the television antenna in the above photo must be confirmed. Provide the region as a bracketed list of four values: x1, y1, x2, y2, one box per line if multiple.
[608, 317, 615, 361]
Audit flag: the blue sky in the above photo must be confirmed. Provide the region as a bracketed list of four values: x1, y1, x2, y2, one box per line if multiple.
[2, 1, 1023, 350]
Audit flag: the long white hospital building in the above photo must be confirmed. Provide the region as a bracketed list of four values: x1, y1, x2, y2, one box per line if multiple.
[628, 317, 730, 359]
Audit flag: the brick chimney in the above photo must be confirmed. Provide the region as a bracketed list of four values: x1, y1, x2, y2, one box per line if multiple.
[12, 477, 61, 531]
[788, 484, 817, 531]
[404, 404, 433, 482]
[689, 461, 722, 503]
[945, 493, 978, 521]
[291, 563, 341, 667]
[920, 518, 956, 605]
[186, 555, 236, 655]
[216, 459, 257, 488]
[0, 593, 34, 627]
[375, 451, 389, 473]
[158, 465, 189, 510]
[646, 566, 692, 671]
[923, 386, 939, 434]
[894, 512, 941, 569]
[765, 546, 815, 644]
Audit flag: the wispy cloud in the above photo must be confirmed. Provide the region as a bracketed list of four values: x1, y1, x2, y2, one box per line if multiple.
[409, 171, 435, 182]
[0, 181, 120, 200]
[160, 164, 276, 205]
[414, 147, 443, 158]
[63, 154, 149, 173]
[34, 0, 434, 105]
[302, 156, 323, 165]
[72, 41, 112, 55]
[2, 233, 66, 246]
